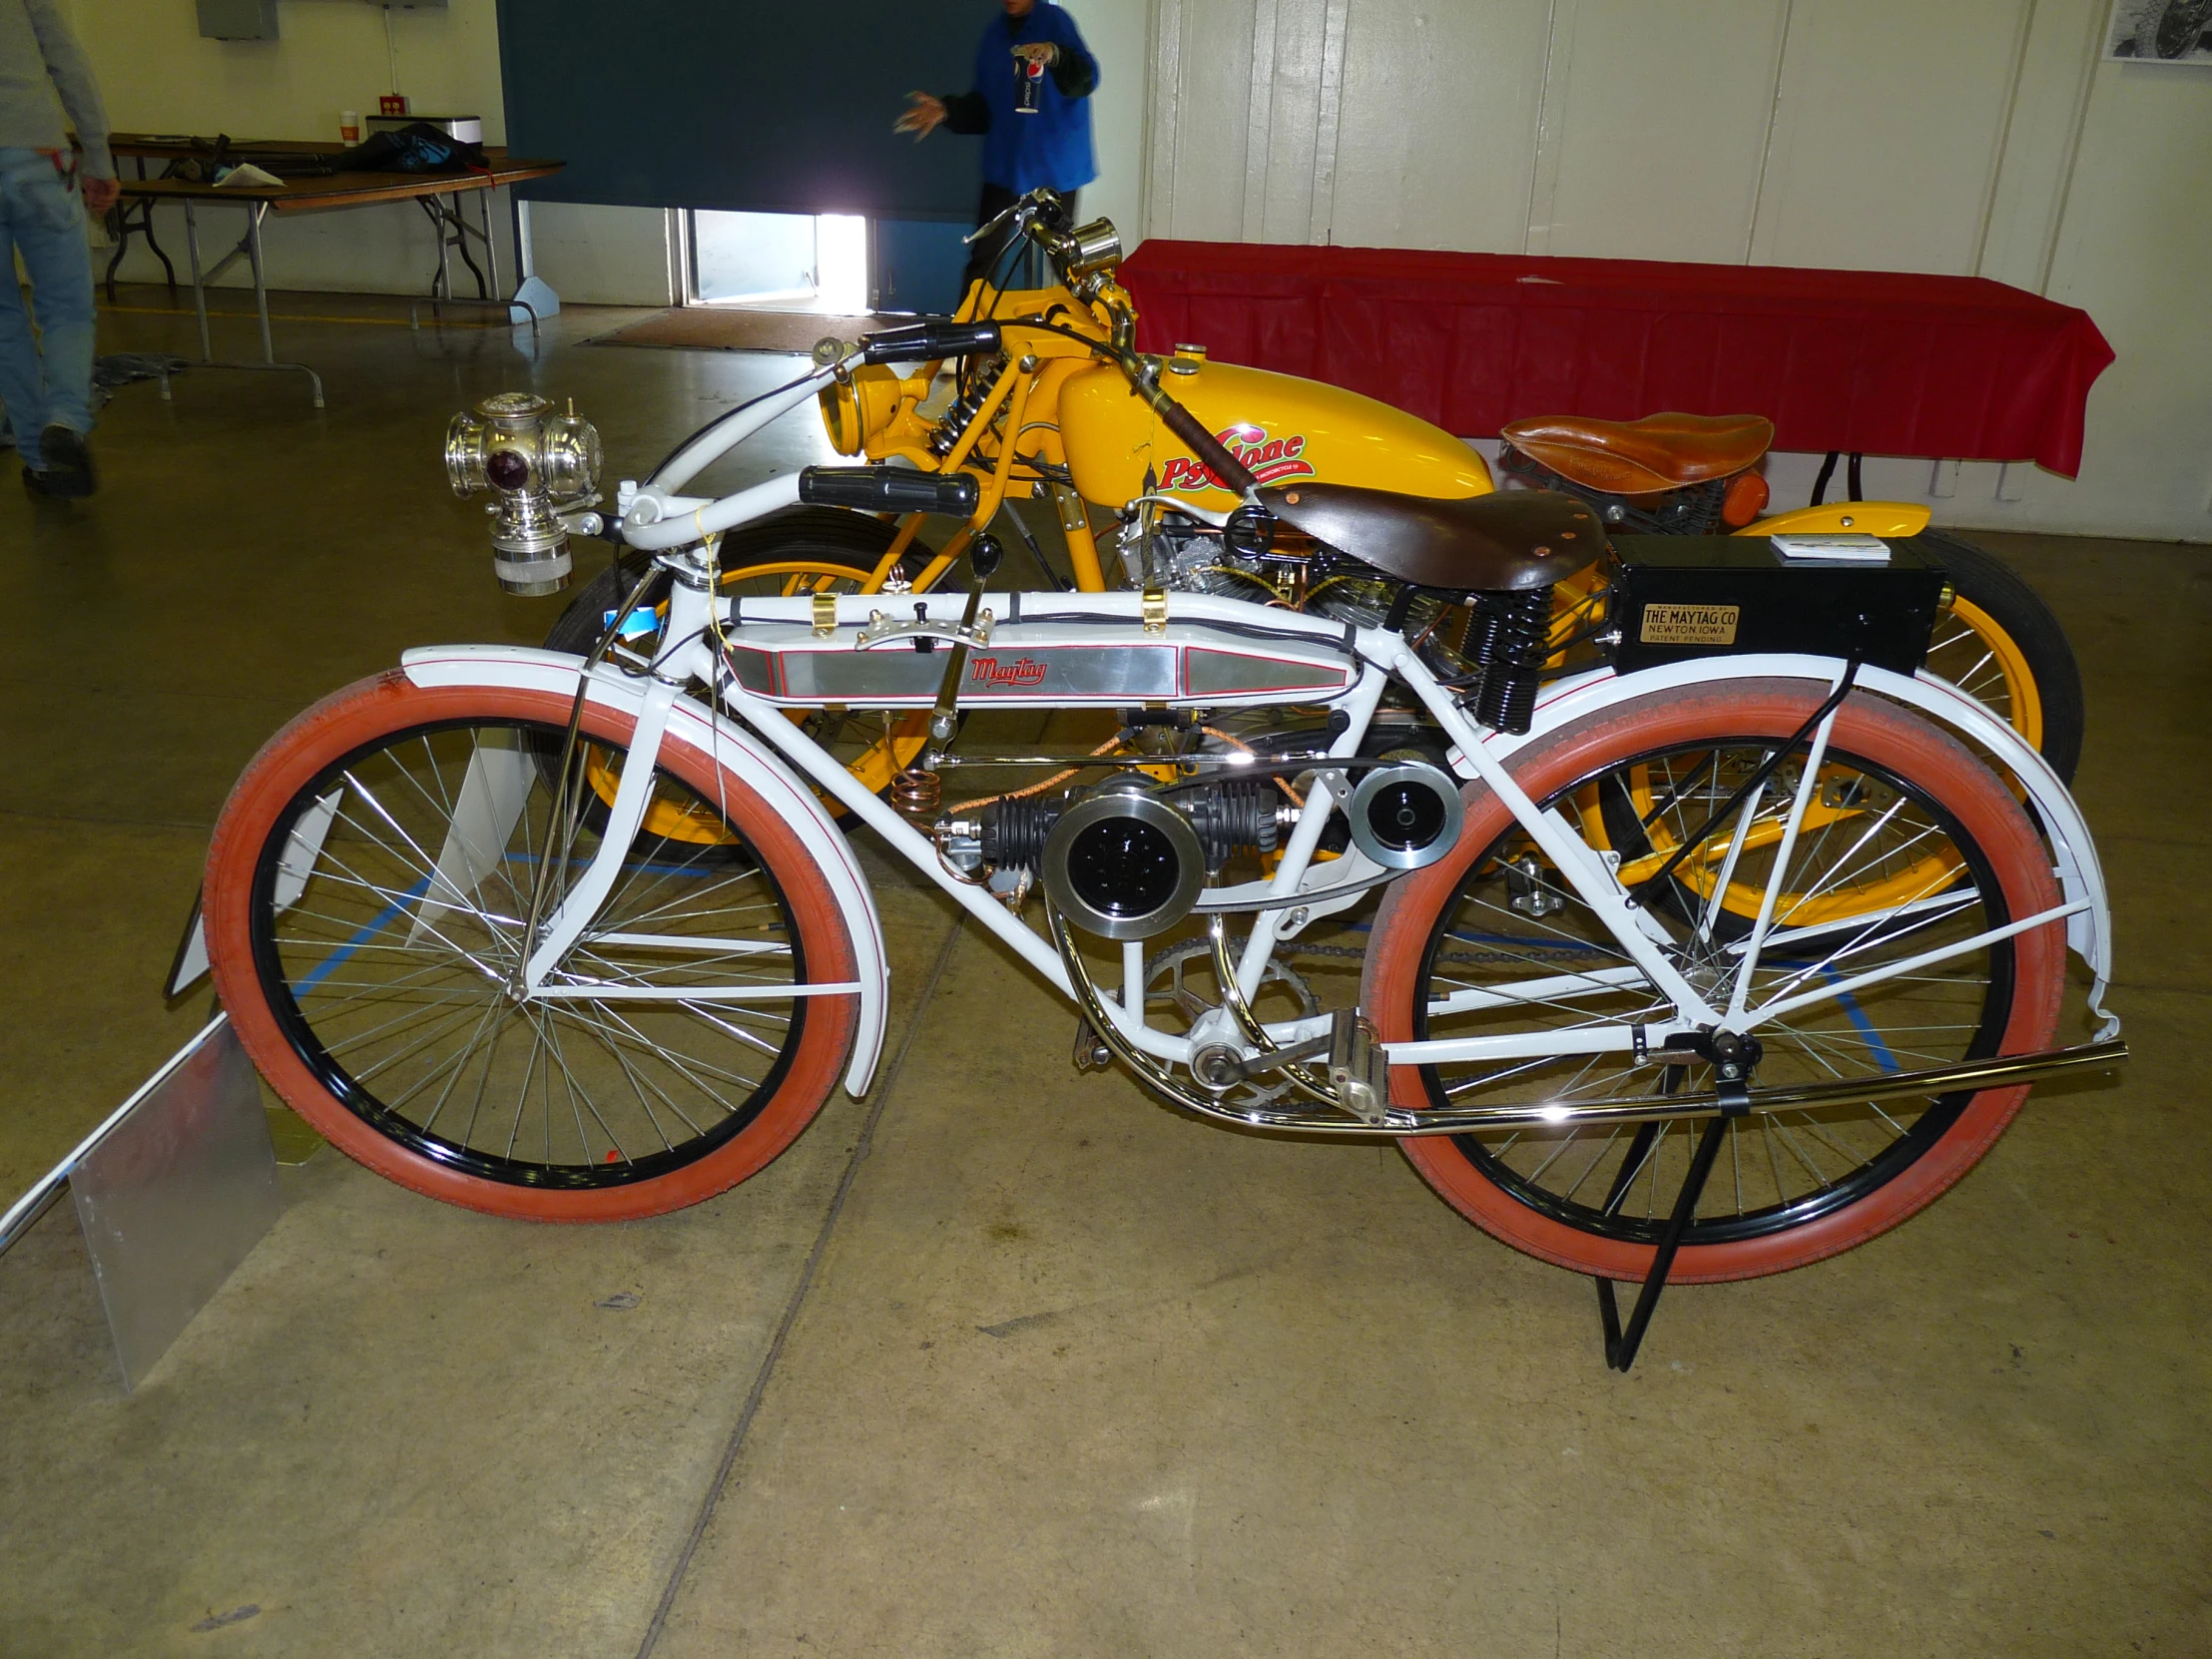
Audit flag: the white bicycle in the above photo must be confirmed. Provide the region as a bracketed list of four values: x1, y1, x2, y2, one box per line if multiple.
[192, 319, 2123, 1367]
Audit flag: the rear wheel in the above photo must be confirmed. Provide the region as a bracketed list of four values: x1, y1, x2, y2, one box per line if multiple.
[1918, 530, 2082, 784]
[1364, 680, 2065, 1283]
[204, 672, 860, 1222]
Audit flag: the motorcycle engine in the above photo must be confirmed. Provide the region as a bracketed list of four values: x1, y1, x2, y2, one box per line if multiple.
[1117, 508, 1481, 679]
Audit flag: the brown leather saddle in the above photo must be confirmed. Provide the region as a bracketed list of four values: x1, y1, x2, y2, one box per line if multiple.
[1259, 484, 1603, 592]
[1501, 412, 1775, 496]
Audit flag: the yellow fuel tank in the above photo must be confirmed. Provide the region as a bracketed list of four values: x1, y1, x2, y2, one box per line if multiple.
[1057, 356, 1492, 507]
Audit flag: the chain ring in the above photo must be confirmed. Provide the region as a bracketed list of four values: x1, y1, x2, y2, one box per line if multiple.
[1142, 936, 1322, 1107]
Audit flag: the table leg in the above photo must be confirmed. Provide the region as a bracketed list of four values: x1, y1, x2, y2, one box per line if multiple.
[172, 198, 325, 410]
[184, 201, 213, 361]
[480, 188, 502, 299]
[247, 203, 275, 364]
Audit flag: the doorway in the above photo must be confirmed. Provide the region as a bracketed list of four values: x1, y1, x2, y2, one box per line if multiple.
[691, 211, 870, 311]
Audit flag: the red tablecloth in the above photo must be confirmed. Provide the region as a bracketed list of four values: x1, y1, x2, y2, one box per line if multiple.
[1122, 243, 2113, 476]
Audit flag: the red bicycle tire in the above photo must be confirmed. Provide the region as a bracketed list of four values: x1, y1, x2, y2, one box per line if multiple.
[1363, 680, 2065, 1283]
[204, 670, 859, 1223]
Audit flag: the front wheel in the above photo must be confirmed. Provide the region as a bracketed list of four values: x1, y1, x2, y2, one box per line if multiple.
[204, 672, 860, 1221]
[1363, 680, 2066, 1283]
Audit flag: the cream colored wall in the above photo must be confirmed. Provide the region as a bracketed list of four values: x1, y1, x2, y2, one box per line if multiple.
[1145, 0, 2212, 540]
[1061, 0, 1150, 251]
[70, 0, 532, 297]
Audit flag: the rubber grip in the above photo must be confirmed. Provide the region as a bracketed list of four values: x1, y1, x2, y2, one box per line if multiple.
[798, 465, 980, 517]
[859, 320, 1002, 365]
[1158, 399, 1258, 495]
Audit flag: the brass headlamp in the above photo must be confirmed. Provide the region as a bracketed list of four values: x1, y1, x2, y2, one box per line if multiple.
[444, 391, 603, 595]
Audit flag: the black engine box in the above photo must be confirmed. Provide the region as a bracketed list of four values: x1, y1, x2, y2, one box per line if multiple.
[1605, 533, 1947, 676]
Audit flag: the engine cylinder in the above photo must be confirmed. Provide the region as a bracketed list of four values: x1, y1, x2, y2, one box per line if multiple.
[1040, 780, 1206, 940]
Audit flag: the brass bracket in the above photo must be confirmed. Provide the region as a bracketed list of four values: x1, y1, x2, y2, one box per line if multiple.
[811, 592, 838, 638]
[1142, 588, 1168, 634]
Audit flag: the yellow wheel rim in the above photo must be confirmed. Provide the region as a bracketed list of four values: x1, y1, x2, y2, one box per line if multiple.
[1927, 593, 2042, 755]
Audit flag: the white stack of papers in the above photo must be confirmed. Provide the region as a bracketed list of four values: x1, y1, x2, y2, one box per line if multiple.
[1771, 533, 1893, 563]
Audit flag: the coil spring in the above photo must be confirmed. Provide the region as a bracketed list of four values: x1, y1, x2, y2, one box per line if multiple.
[928, 356, 1007, 457]
[890, 768, 942, 825]
[1466, 587, 1555, 736]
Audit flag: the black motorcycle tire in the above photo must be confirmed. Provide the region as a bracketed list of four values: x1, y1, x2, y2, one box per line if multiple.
[1916, 529, 2083, 785]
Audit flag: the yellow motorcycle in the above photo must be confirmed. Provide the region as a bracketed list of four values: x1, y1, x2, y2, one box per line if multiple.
[544, 192, 2078, 855]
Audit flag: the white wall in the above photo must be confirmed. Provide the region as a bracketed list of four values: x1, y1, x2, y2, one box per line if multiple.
[1061, 0, 1150, 249]
[1144, 0, 2212, 541]
[61, 0, 2212, 538]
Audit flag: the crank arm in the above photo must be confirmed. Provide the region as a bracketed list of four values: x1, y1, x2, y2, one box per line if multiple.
[1194, 1030, 1334, 1088]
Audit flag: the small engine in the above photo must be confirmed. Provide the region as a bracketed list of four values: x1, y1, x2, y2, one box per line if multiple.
[1111, 506, 1562, 732]
[968, 775, 1288, 938]
[948, 759, 1463, 938]
[444, 392, 603, 595]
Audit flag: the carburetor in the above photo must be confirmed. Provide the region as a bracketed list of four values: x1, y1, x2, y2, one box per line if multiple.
[444, 392, 602, 595]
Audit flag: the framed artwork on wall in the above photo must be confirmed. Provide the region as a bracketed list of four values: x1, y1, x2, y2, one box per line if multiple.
[2106, 0, 2212, 61]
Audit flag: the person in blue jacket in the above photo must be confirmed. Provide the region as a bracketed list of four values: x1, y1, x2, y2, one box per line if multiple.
[894, 0, 1099, 292]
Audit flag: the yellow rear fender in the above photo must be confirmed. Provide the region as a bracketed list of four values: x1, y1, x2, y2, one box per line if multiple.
[1740, 501, 1931, 537]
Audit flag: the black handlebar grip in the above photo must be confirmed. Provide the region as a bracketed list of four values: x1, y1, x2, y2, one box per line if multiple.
[798, 465, 981, 517]
[858, 319, 1003, 365]
[1157, 400, 1259, 496]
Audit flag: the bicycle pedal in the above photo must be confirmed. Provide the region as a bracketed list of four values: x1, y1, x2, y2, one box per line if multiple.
[1327, 1010, 1391, 1125]
[1072, 1017, 1113, 1074]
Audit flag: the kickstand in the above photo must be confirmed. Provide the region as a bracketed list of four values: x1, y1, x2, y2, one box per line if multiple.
[1594, 1062, 1745, 1372]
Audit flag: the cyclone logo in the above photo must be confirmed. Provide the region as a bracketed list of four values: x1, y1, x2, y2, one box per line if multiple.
[1158, 422, 1318, 492]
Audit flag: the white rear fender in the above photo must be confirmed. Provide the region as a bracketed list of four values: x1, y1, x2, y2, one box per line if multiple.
[1457, 654, 2116, 1034]
[400, 645, 891, 1095]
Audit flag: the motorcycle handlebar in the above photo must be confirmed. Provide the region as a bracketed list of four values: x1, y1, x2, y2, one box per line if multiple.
[799, 464, 981, 517]
[858, 319, 1002, 365]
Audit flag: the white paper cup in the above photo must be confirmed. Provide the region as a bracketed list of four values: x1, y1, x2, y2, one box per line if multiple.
[339, 111, 361, 143]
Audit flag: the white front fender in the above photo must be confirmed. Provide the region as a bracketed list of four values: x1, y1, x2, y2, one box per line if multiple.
[1465, 654, 2117, 1037]
[400, 645, 891, 1096]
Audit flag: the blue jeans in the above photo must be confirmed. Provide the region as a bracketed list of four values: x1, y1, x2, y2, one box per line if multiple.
[0, 147, 96, 470]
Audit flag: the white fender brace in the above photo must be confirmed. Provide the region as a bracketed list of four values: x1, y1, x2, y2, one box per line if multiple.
[1466, 653, 2120, 1043]
[400, 645, 893, 1096]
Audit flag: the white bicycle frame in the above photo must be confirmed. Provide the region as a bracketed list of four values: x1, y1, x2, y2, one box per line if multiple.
[402, 511, 2119, 1104]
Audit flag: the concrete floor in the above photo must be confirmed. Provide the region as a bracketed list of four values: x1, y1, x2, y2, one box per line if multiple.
[0, 290, 2206, 1655]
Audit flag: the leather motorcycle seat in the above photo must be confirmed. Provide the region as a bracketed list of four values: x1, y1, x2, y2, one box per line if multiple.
[1500, 412, 1776, 495]
[1258, 484, 1603, 592]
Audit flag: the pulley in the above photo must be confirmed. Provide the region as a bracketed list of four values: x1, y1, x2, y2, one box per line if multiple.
[1345, 762, 1463, 871]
